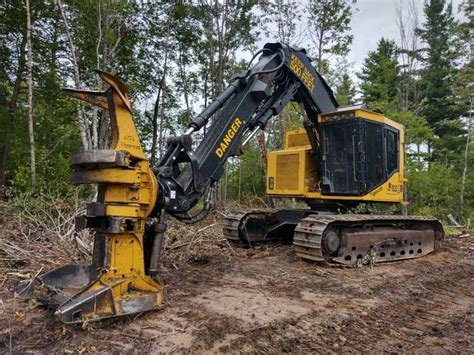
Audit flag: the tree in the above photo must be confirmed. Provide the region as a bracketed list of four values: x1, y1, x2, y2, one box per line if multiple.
[0, 0, 27, 191]
[57, 0, 89, 150]
[264, 0, 302, 46]
[416, 0, 462, 140]
[358, 38, 399, 113]
[396, 0, 422, 112]
[226, 142, 266, 202]
[335, 73, 355, 106]
[196, 0, 261, 100]
[193, 0, 261, 201]
[306, 0, 353, 73]
[455, 1, 474, 219]
[25, 0, 36, 190]
[390, 110, 434, 163]
[60, 0, 146, 150]
[407, 161, 460, 218]
[151, 2, 200, 161]
[459, 95, 473, 219]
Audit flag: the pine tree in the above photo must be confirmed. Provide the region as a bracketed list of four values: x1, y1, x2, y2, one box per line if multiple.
[358, 38, 399, 113]
[453, 0, 474, 219]
[335, 73, 355, 106]
[416, 0, 462, 139]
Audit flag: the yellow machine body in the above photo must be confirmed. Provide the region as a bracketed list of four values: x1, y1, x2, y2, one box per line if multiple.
[266, 108, 406, 204]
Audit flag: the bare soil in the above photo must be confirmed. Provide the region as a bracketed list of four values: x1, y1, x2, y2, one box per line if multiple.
[1, 229, 473, 354]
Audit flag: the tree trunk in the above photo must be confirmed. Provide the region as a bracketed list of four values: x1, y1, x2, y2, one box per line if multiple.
[203, 70, 209, 136]
[179, 46, 191, 124]
[150, 85, 162, 165]
[98, 2, 113, 150]
[216, 0, 226, 95]
[223, 164, 228, 204]
[317, 29, 324, 72]
[57, 0, 90, 150]
[158, 83, 168, 158]
[0, 32, 27, 190]
[206, 1, 216, 99]
[151, 44, 169, 164]
[26, 0, 36, 190]
[92, 2, 103, 150]
[460, 96, 473, 219]
[257, 132, 274, 207]
[238, 157, 242, 203]
[258, 132, 268, 171]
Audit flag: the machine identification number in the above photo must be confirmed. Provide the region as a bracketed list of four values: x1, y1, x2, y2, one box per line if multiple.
[289, 54, 315, 92]
[388, 183, 402, 193]
[215, 117, 243, 158]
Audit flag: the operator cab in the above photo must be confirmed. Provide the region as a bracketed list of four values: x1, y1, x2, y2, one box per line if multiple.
[318, 108, 402, 196]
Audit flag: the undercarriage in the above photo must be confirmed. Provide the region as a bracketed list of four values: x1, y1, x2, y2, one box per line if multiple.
[222, 209, 444, 266]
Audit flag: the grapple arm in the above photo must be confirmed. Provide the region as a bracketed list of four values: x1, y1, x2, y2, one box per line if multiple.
[156, 43, 338, 217]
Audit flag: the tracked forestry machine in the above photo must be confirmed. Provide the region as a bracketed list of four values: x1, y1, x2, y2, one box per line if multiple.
[31, 43, 443, 324]
[222, 111, 444, 265]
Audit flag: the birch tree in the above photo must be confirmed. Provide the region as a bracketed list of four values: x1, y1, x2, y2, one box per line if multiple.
[57, 0, 90, 150]
[25, 0, 36, 189]
[396, 0, 422, 112]
[460, 96, 473, 218]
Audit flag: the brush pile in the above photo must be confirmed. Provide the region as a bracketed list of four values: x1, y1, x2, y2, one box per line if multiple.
[0, 194, 233, 289]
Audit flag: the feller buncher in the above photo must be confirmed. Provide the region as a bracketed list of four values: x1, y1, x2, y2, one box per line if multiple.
[28, 43, 443, 324]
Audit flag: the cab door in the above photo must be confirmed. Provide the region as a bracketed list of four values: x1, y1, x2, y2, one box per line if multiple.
[319, 121, 363, 195]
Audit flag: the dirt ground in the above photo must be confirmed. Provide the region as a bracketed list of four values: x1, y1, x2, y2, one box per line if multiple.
[1, 228, 473, 354]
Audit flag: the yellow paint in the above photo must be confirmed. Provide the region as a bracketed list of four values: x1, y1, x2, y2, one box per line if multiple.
[215, 117, 243, 158]
[267, 109, 406, 206]
[61, 72, 163, 322]
[289, 54, 315, 92]
[284, 128, 311, 149]
[317, 107, 404, 132]
[63, 89, 109, 109]
[267, 147, 317, 195]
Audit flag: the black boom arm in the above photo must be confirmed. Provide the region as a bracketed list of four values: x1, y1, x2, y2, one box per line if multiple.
[155, 43, 338, 217]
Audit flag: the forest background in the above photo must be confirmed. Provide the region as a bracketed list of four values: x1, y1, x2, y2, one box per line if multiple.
[0, 0, 473, 225]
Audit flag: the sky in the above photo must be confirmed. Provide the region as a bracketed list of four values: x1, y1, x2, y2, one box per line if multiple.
[251, 0, 466, 75]
[348, 0, 465, 72]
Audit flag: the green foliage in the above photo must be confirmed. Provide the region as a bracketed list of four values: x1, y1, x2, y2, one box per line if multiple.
[267, 105, 304, 151]
[225, 143, 266, 201]
[335, 73, 355, 106]
[407, 162, 469, 220]
[390, 111, 434, 146]
[0, 0, 472, 227]
[453, 59, 474, 118]
[416, 0, 463, 139]
[359, 38, 399, 113]
[264, 0, 302, 45]
[306, 0, 353, 73]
